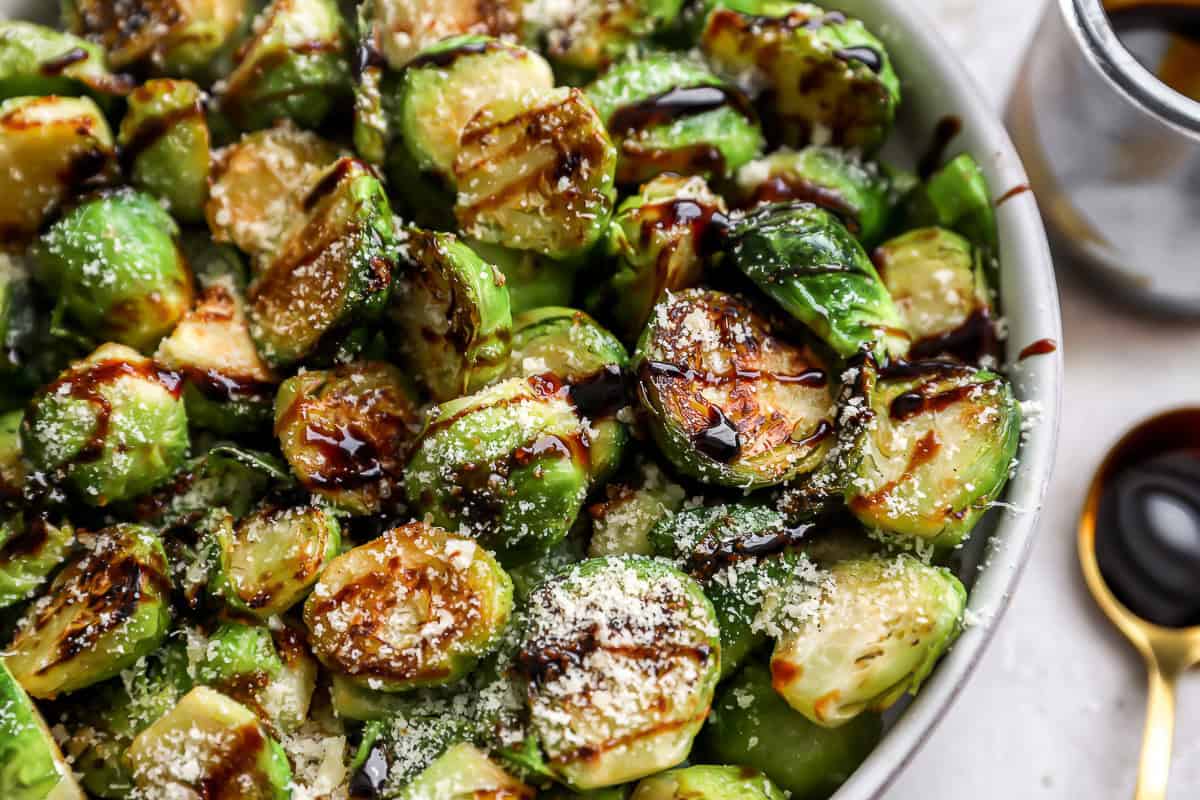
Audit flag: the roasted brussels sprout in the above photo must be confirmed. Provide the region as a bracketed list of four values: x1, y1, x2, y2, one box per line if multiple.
[524, 0, 684, 75]
[5, 524, 170, 698]
[218, 0, 350, 131]
[846, 361, 1020, 547]
[0, 660, 84, 799]
[471, 240, 577, 314]
[365, 0, 521, 69]
[211, 503, 341, 618]
[118, 79, 210, 222]
[304, 522, 514, 692]
[397, 742, 533, 800]
[126, 686, 292, 798]
[0, 95, 116, 246]
[405, 377, 591, 565]
[633, 289, 835, 488]
[769, 555, 965, 726]
[701, 4, 900, 151]
[249, 157, 397, 367]
[390, 230, 512, 402]
[700, 662, 881, 800]
[590, 174, 727, 342]
[0, 513, 74, 610]
[631, 765, 786, 800]
[586, 52, 763, 185]
[519, 557, 720, 789]
[588, 461, 686, 557]
[727, 202, 910, 361]
[454, 86, 618, 259]
[22, 344, 189, 506]
[0, 21, 130, 101]
[902, 153, 999, 260]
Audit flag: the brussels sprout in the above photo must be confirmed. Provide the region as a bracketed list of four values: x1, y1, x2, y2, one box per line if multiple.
[524, 0, 684, 75]
[588, 461, 686, 557]
[218, 0, 350, 131]
[329, 672, 409, 721]
[0, 660, 84, 800]
[118, 79, 210, 222]
[22, 344, 189, 506]
[0, 95, 116, 246]
[390, 230, 512, 402]
[454, 86, 618, 259]
[701, 5, 900, 151]
[135, 444, 291, 529]
[586, 52, 763, 185]
[727, 202, 910, 361]
[699, 663, 881, 800]
[397, 742, 533, 800]
[0, 408, 24, 497]
[519, 557, 720, 789]
[769, 555, 965, 726]
[631, 766, 786, 800]
[734, 147, 892, 245]
[304, 522, 514, 692]
[405, 377, 591, 565]
[846, 361, 1020, 547]
[275, 361, 420, 513]
[366, 0, 522, 69]
[471, 240, 577, 314]
[0, 513, 74, 610]
[589, 174, 728, 342]
[902, 153, 999, 260]
[249, 157, 397, 367]
[0, 21, 130, 101]
[126, 686, 292, 798]
[206, 122, 341, 268]
[633, 289, 835, 489]
[5, 524, 170, 698]
[211, 503, 341, 618]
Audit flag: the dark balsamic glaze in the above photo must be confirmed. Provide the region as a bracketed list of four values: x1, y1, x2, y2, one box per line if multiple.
[638, 198, 731, 258]
[180, 367, 275, 403]
[888, 379, 995, 422]
[687, 523, 810, 581]
[642, 360, 828, 388]
[302, 157, 356, 212]
[996, 183, 1032, 206]
[118, 100, 204, 173]
[406, 39, 495, 70]
[40, 47, 91, 75]
[608, 84, 756, 135]
[909, 309, 1000, 364]
[301, 422, 387, 490]
[568, 364, 629, 419]
[1018, 338, 1058, 361]
[693, 405, 741, 462]
[834, 46, 884, 73]
[741, 176, 859, 231]
[918, 115, 963, 179]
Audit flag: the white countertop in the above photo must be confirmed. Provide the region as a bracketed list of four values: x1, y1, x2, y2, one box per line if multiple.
[891, 2, 1200, 797]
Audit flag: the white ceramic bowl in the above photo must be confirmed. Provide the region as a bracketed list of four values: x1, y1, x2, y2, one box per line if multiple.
[0, 0, 1063, 796]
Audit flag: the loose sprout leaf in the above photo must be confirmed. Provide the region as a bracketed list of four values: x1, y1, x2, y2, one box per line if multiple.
[0, 660, 84, 799]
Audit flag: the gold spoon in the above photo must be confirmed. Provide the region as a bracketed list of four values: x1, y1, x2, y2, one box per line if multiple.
[1079, 409, 1200, 800]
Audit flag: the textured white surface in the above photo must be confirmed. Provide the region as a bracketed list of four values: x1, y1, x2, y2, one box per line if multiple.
[893, 2, 1200, 798]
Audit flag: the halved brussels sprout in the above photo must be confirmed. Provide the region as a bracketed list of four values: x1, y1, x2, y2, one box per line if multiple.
[519, 557, 720, 789]
[5, 524, 170, 699]
[588, 461, 686, 557]
[847, 361, 1020, 547]
[367, 0, 522, 69]
[206, 122, 341, 269]
[397, 742, 533, 800]
[0, 95, 116, 247]
[0, 21, 130, 101]
[585, 52, 763, 185]
[249, 157, 397, 367]
[127, 686, 292, 799]
[633, 289, 835, 488]
[589, 174, 728, 342]
[390, 230, 512, 402]
[0, 513, 74, 610]
[727, 202, 910, 361]
[902, 153, 999, 261]
[454, 86, 617, 259]
[631, 766, 786, 800]
[471, 240, 577, 314]
[699, 663, 881, 800]
[524, 0, 683, 74]
[405, 377, 591, 565]
[275, 361, 420, 513]
[118, 78, 210, 222]
[304, 522, 514, 692]
[769, 555, 966, 727]
[218, 0, 350, 131]
[22, 343, 189, 506]
[211, 503, 341, 618]
[734, 147, 891, 245]
[701, 4, 900, 151]
[0, 660, 84, 800]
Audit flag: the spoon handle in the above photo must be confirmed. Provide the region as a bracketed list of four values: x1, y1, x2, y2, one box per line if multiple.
[1135, 661, 1177, 800]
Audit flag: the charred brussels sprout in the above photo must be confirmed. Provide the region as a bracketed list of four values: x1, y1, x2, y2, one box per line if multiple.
[0, 21, 129, 101]
[902, 153, 999, 260]
[405, 377, 590, 565]
[524, 0, 684, 75]
[0, 660, 84, 799]
[590, 174, 727, 342]
[118, 79, 210, 222]
[846, 362, 1019, 547]
[22, 344, 189, 506]
[0, 513, 75, 610]
[32, 189, 193, 352]
[219, 0, 350, 131]
[304, 522, 513, 692]
[454, 87, 617, 259]
[366, 0, 521, 69]
[211, 503, 341, 618]
[769, 555, 966, 726]
[633, 289, 835, 489]
[727, 202, 909, 361]
[0, 95, 116, 247]
[274, 361, 420, 513]
[126, 686, 292, 798]
[631, 766, 786, 800]
[588, 461, 685, 557]
[700, 663, 881, 800]
[586, 52, 763, 185]
[391, 230, 512, 402]
[249, 157, 396, 367]
[471, 240, 577, 314]
[519, 557, 720, 789]
[701, 5, 900, 151]
[5, 524, 170, 698]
